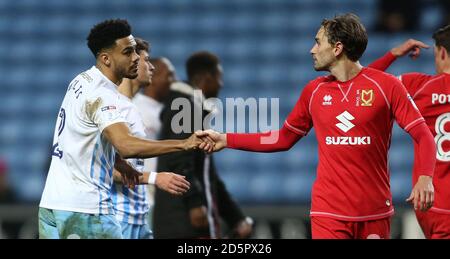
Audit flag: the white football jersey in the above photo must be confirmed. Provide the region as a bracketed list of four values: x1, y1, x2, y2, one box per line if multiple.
[40, 66, 126, 214]
[112, 94, 149, 225]
[132, 92, 164, 172]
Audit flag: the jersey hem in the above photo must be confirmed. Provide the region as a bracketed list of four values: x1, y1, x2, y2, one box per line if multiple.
[117, 217, 149, 225]
[430, 207, 450, 215]
[309, 209, 394, 221]
[39, 204, 112, 215]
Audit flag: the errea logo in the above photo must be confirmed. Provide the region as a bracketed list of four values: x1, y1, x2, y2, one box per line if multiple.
[335, 111, 355, 132]
[322, 95, 332, 105]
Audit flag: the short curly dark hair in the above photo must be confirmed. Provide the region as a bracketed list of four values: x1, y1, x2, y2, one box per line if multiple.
[87, 19, 132, 58]
[186, 51, 220, 81]
[321, 13, 368, 62]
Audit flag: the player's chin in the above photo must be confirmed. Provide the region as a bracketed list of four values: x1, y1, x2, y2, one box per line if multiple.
[125, 71, 139, 79]
[313, 64, 326, 71]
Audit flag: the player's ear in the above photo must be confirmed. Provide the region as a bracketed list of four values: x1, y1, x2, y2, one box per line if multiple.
[441, 47, 448, 61]
[334, 42, 344, 57]
[99, 52, 111, 66]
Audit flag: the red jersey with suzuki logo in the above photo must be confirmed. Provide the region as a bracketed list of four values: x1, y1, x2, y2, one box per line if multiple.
[399, 72, 450, 214]
[285, 67, 424, 221]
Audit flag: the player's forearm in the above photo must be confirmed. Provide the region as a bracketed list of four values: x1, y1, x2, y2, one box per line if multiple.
[103, 123, 198, 159]
[368, 51, 397, 71]
[117, 136, 189, 159]
[409, 122, 436, 177]
[116, 171, 150, 185]
[113, 170, 155, 185]
[226, 125, 301, 152]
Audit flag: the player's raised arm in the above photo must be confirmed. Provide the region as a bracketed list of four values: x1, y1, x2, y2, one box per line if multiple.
[102, 122, 214, 158]
[391, 39, 430, 59]
[368, 39, 430, 71]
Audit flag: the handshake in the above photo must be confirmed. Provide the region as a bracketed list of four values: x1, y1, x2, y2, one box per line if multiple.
[186, 130, 227, 153]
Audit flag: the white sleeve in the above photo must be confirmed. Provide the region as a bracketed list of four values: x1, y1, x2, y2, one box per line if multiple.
[86, 90, 126, 133]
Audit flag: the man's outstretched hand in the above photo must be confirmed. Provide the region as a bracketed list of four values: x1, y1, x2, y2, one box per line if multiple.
[155, 172, 191, 196]
[196, 130, 227, 152]
[391, 39, 430, 60]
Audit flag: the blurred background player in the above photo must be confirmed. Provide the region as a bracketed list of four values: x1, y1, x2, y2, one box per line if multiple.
[133, 57, 176, 227]
[0, 159, 15, 205]
[0, 158, 21, 239]
[197, 13, 436, 239]
[153, 52, 253, 239]
[369, 25, 450, 239]
[375, 0, 450, 33]
[38, 19, 212, 239]
[112, 38, 190, 239]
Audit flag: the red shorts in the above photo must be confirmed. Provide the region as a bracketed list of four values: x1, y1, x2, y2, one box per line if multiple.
[416, 210, 450, 239]
[311, 216, 391, 239]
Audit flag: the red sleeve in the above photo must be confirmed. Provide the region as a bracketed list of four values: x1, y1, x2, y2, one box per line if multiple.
[388, 76, 425, 131]
[284, 81, 317, 135]
[408, 122, 436, 177]
[368, 51, 397, 71]
[226, 124, 302, 152]
[398, 73, 433, 97]
[226, 80, 320, 152]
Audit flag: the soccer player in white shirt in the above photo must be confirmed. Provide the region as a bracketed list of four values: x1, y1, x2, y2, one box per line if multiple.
[38, 19, 212, 239]
[133, 56, 176, 230]
[112, 39, 188, 239]
[134, 57, 175, 176]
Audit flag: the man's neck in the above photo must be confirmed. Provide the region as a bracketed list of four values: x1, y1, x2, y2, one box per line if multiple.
[329, 59, 363, 82]
[440, 62, 450, 74]
[96, 63, 122, 86]
[118, 79, 134, 99]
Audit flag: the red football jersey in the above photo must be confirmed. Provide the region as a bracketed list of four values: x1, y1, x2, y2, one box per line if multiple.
[400, 72, 450, 214]
[285, 67, 424, 221]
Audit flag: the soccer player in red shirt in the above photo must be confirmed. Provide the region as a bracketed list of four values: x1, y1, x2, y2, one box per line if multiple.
[368, 25, 450, 239]
[196, 13, 436, 239]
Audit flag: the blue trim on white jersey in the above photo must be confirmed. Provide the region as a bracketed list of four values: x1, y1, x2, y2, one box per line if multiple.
[123, 186, 131, 223]
[112, 186, 118, 215]
[107, 146, 115, 214]
[111, 184, 149, 225]
[99, 153, 108, 214]
[132, 187, 140, 225]
[90, 137, 100, 213]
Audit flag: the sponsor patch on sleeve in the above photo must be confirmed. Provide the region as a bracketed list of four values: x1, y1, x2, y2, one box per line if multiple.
[101, 105, 117, 112]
